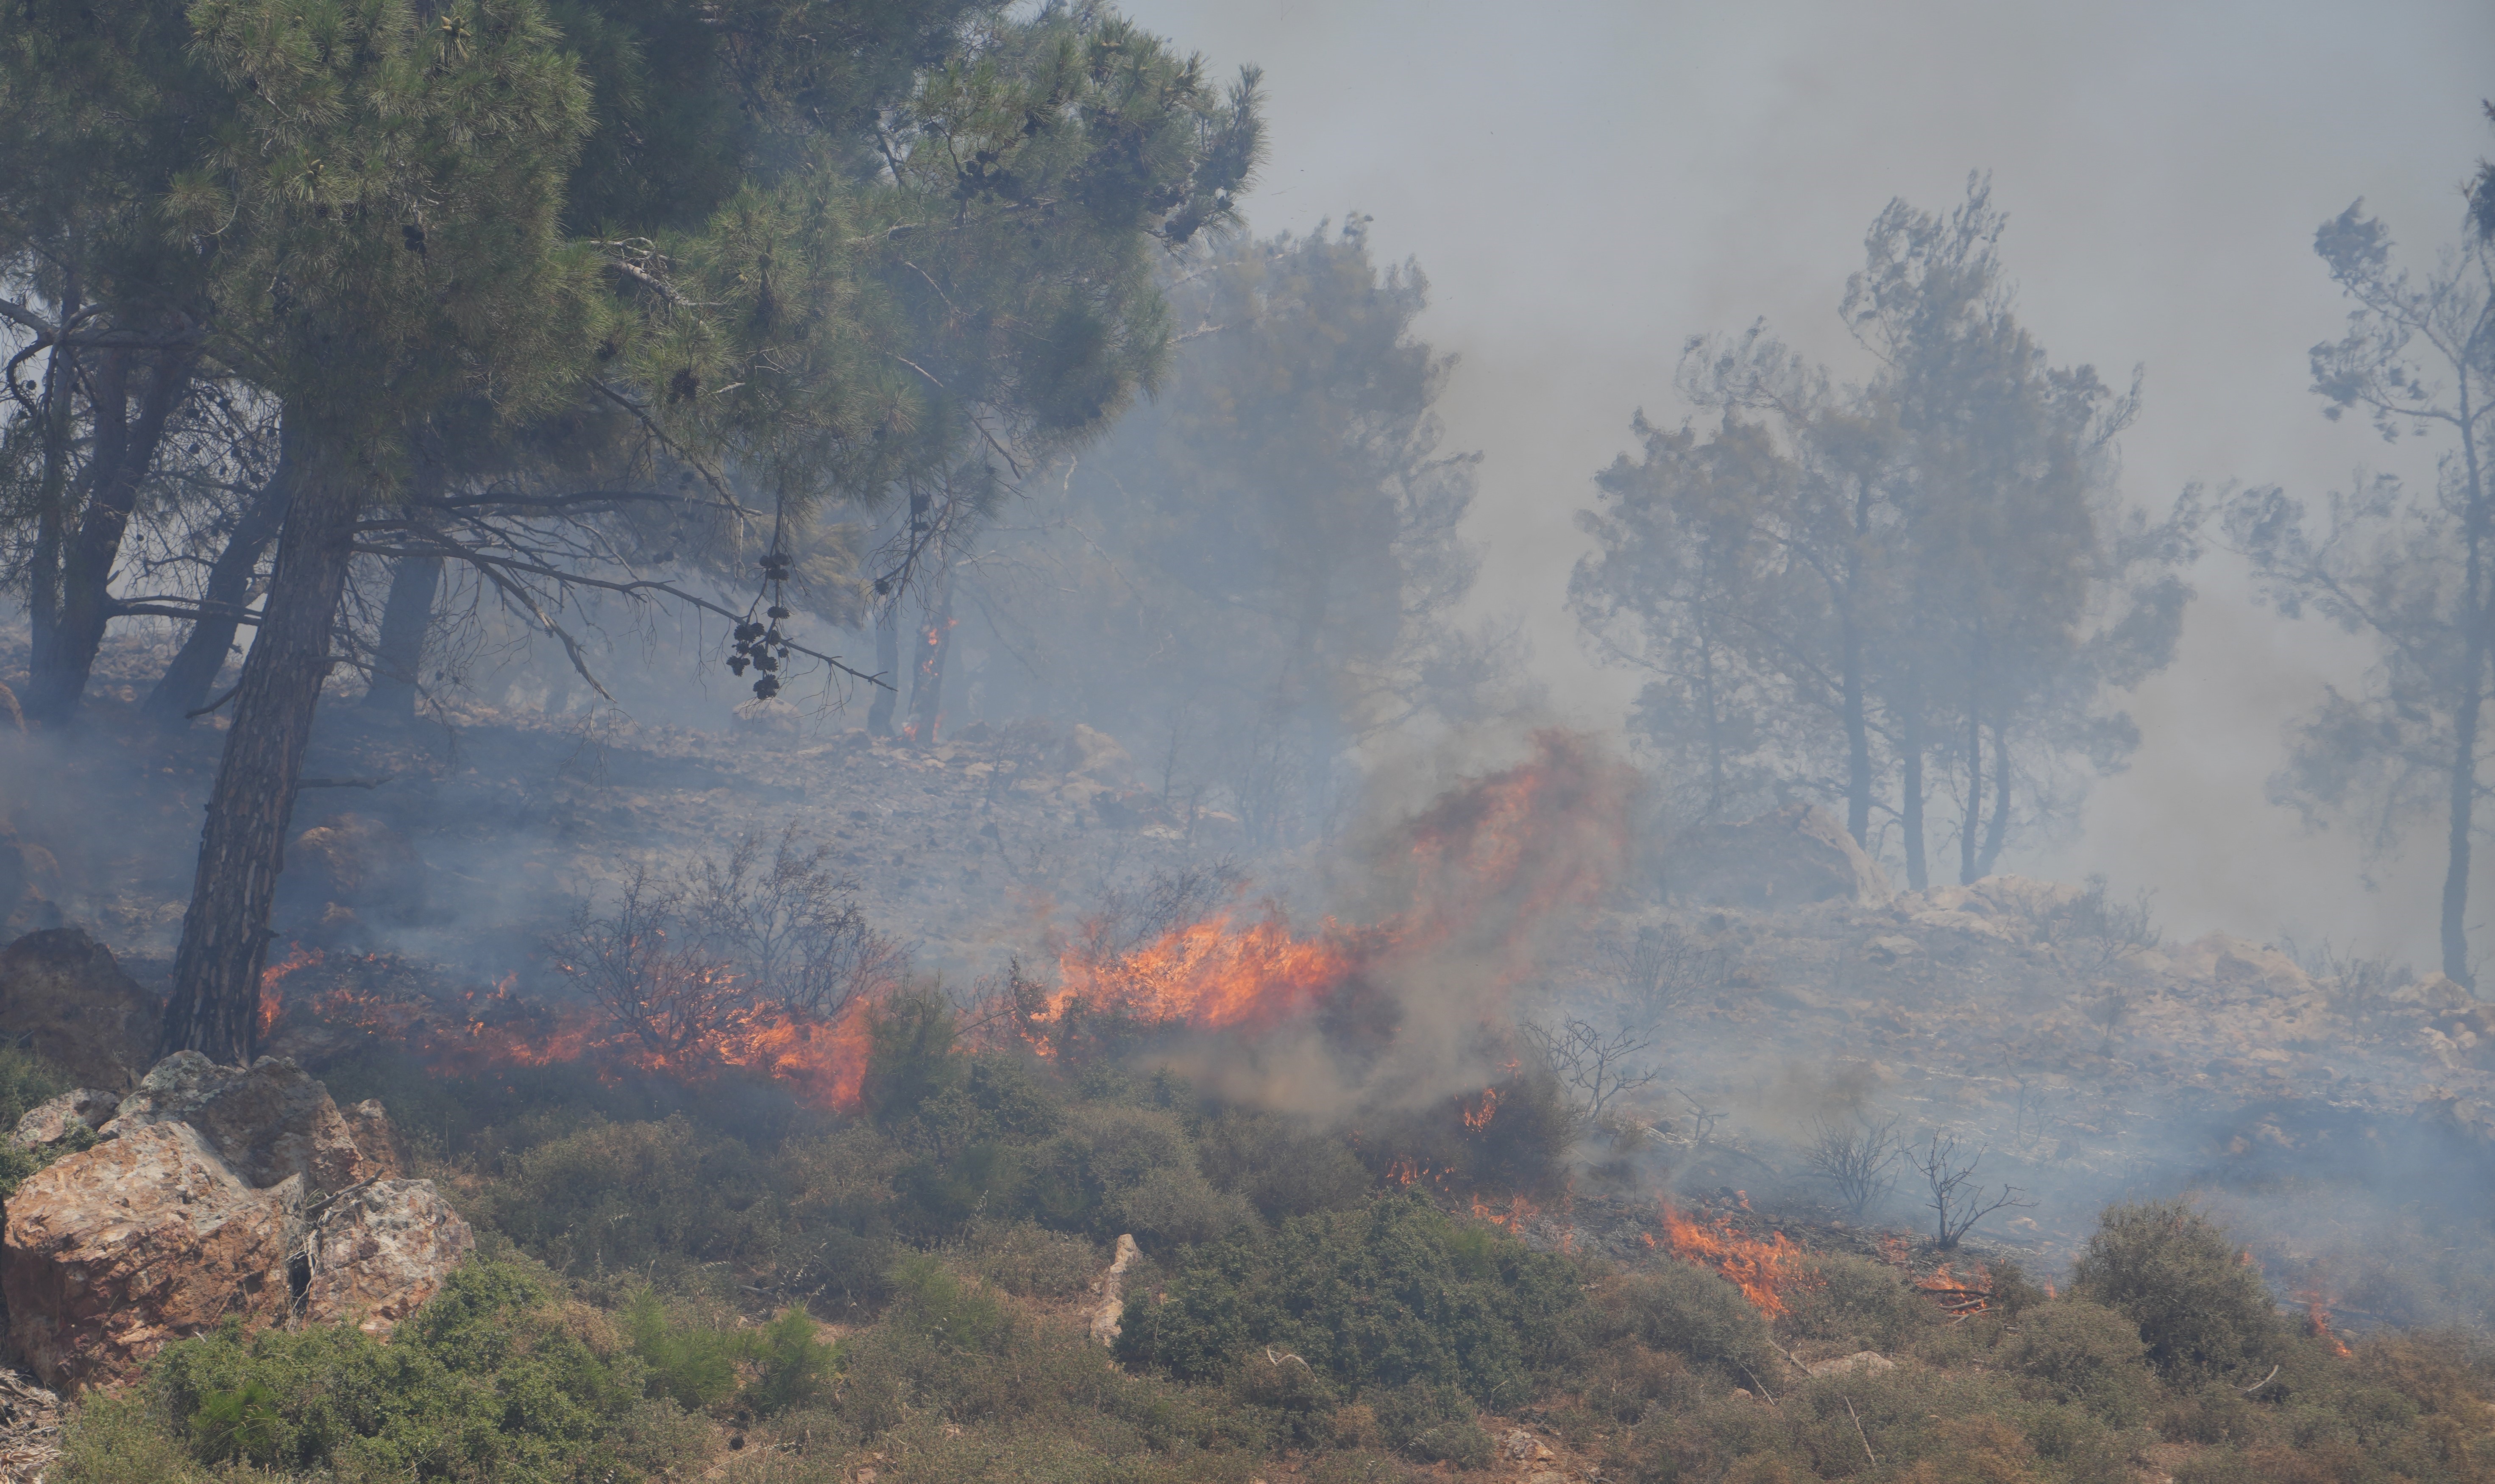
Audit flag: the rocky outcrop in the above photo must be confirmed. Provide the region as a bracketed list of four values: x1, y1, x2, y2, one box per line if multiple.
[0, 929, 162, 1091]
[1089, 1233, 1140, 1345]
[1674, 804, 1894, 910]
[3, 1121, 297, 1389]
[4, 1052, 465, 1389]
[10, 1089, 118, 1149]
[99, 1051, 371, 1192]
[302, 1180, 471, 1334]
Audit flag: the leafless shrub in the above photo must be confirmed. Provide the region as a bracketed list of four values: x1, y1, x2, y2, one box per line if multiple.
[1907, 1130, 2033, 1250]
[1072, 860, 1247, 963]
[1607, 922, 1729, 1026]
[1520, 1016, 1660, 1129]
[2046, 874, 2161, 980]
[683, 824, 909, 1017]
[553, 865, 743, 1057]
[555, 829, 906, 1052]
[2283, 936, 2410, 1007]
[1802, 1110, 1902, 1220]
[2087, 984, 2130, 1057]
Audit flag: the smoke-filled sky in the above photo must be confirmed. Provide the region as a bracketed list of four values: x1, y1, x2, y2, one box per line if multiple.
[1122, 0, 2495, 966]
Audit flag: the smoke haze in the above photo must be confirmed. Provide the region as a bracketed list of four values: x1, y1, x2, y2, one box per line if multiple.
[1120, 0, 2495, 966]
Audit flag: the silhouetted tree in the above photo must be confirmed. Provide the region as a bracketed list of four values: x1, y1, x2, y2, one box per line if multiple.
[1576, 178, 2202, 886]
[2224, 169, 2495, 986]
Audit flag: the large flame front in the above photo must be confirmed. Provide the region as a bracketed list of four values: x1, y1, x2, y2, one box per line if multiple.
[1049, 912, 1371, 1032]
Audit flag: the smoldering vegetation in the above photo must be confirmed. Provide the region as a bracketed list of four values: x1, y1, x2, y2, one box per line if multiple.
[3, 5, 2495, 1480]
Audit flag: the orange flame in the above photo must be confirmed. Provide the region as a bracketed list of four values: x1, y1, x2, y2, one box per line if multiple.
[1048, 911, 1371, 1033]
[259, 944, 325, 1036]
[300, 971, 879, 1114]
[1460, 1087, 1499, 1131]
[2299, 1290, 2353, 1358]
[1034, 732, 1637, 1047]
[1659, 1202, 1818, 1317]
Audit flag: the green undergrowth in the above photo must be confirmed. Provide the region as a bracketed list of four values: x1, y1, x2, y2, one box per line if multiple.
[52, 993, 2495, 1484]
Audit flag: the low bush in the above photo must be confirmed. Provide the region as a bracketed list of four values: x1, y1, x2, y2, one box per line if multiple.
[1117, 1193, 1581, 1409]
[1372, 1381, 1492, 1465]
[1783, 1253, 1939, 1353]
[1999, 1299, 2158, 1428]
[2071, 1200, 2287, 1384]
[59, 1260, 705, 1484]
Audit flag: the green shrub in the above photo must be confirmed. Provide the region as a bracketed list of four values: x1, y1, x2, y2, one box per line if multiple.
[1112, 1162, 1251, 1248]
[1601, 1260, 1782, 1383]
[962, 1218, 1102, 1299]
[2072, 1200, 2287, 1383]
[1784, 1253, 1938, 1353]
[66, 1259, 706, 1483]
[0, 1046, 82, 1201]
[621, 1288, 743, 1410]
[1195, 1110, 1371, 1219]
[1117, 1193, 1580, 1409]
[743, 1305, 837, 1416]
[1372, 1381, 1491, 1466]
[1999, 1300, 2158, 1428]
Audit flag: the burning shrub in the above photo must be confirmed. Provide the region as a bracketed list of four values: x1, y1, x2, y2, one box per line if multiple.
[1583, 1261, 1782, 1387]
[1999, 1300, 2160, 1428]
[2071, 1200, 2289, 1384]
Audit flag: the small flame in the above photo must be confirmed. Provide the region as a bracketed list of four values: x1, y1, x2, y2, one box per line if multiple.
[1049, 911, 1371, 1033]
[259, 944, 325, 1036]
[2299, 1289, 2353, 1358]
[1461, 1087, 1499, 1131]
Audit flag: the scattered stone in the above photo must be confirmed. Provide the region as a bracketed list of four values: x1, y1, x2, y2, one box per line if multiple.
[0, 1366, 61, 1481]
[10, 1089, 118, 1149]
[3, 1122, 296, 1390]
[98, 1051, 365, 1193]
[1673, 804, 1893, 910]
[303, 1179, 473, 1334]
[0, 928, 162, 1091]
[1501, 1426, 1556, 1462]
[1866, 935, 1921, 965]
[1804, 1350, 1898, 1378]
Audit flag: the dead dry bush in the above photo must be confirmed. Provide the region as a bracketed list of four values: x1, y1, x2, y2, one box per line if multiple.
[554, 827, 908, 1054]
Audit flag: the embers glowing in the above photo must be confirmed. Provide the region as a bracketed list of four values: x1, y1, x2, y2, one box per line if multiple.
[1657, 1201, 1818, 1317]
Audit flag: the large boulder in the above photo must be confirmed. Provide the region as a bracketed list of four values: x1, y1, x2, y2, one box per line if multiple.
[1673, 804, 1893, 910]
[2, 1122, 296, 1389]
[0, 929, 162, 1091]
[303, 1180, 472, 1334]
[98, 1051, 373, 1192]
[5, 1054, 463, 1388]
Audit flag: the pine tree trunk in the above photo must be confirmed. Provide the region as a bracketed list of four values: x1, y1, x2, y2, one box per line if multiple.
[145, 435, 296, 725]
[26, 347, 189, 723]
[1841, 619, 1871, 848]
[1901, 708, 1928, 891]
[1960, 701, 1981, 886]
[363, 552, 442, 716]
[867, 602, 901, 735]
[2443, 664, 2482, 988]
[1977, 719, 2012, 877]
[158, 451, 361, 1065]
[907, 572, 954, 747]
